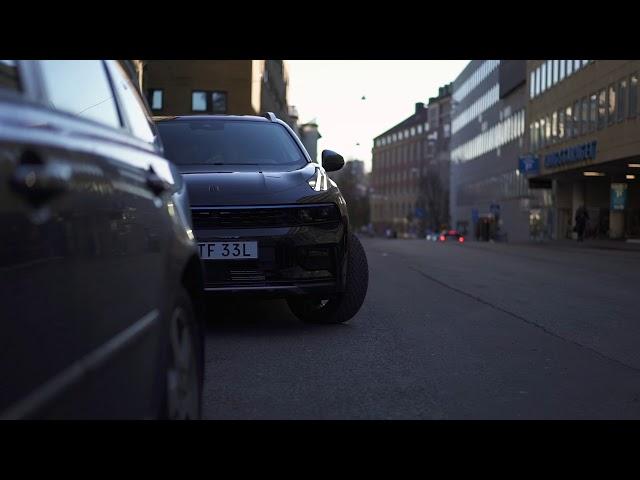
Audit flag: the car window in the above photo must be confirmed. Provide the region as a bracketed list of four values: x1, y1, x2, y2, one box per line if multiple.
[156, 120, 307, 168]
[109, 62, 155, 144]
[39, 60, 121, 129]
[0, 60, 20, 92]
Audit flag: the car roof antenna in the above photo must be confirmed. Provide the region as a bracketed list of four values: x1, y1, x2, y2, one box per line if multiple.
[264, 112, 277, 122]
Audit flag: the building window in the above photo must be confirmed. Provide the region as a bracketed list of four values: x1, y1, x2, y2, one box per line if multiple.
[551, 111, 557, 141]
[630, 75, 639, 117]
[541, 63, 547, 92]
[530, 123, 535, 149]
[581, 98, 588, 135]
[558, 109, 565, 140]
[574, 60, 582, 71]
[565, 106, 573, 139]
[211, 91, 227, 113]
[535, 67, 541, 96]
[192, 91, 207, 112]
[547, 60, 553, 87]
[553, 60, 559, 84]
[573, 100, 580, 136]
[559, 60, 566, 81]
[608, 84, 616, 126]
[617, 80, 627, 122]
[598, 89, 606, 129]
[567, 60, 574, 76]
[590, 94, 597, 131]
[148, 89, 163, 111]
[530, 71, 535, 98]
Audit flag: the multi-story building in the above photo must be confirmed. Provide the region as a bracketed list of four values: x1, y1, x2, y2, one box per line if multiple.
[329, 160, 370, 228]
[524, 60, 640, 240]
[298, 120, 322, 163]
[421, 84, 453, 232]
[141, 60, 294, 127]
[329, 159, 366, 188]
[370, 102, 430, 235]
[450, 60, 539, 241]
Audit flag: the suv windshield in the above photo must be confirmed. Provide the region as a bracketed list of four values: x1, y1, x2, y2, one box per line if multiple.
[156, 119, 307, 168]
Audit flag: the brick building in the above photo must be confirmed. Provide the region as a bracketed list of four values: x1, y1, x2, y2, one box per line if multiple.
[370, 102, 431, 235]
[140, 60, 295, 128]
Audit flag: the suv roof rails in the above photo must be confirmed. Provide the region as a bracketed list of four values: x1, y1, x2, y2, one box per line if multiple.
[264, 112, 277, 122]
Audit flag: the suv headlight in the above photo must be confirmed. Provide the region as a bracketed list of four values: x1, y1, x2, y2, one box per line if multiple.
[297, 205, 339, 224]
[307, 167, 329, 191]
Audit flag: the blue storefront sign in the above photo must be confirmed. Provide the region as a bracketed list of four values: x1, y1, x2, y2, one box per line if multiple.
[544, 140, 598, 169]
[611, 183, 628, 211]
[490, 203, 501, 216]
[415, 207, 426, 219]
[518, 155, 539, 174]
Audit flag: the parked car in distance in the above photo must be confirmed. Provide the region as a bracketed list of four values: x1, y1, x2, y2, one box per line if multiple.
[425, 230, 438, 242]
[438, 229, 465, 243]
[0, 60, 205, 420]
[155, 113, 369, 324]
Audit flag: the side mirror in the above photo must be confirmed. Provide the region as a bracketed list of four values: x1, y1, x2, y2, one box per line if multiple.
[321, 150, 344, 172]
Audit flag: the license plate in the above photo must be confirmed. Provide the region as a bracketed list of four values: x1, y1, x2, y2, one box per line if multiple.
[197, 241, 258, 260]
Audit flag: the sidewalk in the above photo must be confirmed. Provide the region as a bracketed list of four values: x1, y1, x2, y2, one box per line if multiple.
[525, 238, 640, 252]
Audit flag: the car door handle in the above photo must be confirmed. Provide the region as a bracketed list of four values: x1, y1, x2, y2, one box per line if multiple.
[10, 155, 72, 204]
[146, 168, 169, 196]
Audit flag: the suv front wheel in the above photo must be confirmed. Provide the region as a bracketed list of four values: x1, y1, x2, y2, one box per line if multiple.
[287, 234, 369, 324]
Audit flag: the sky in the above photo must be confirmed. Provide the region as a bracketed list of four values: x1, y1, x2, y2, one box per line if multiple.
[286, 60, 470, 172]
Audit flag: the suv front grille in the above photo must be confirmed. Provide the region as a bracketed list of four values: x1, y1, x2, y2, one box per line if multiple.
[191, 205, 339, 229]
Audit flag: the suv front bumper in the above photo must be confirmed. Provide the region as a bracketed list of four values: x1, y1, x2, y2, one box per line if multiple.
[195, 223, 347, 296]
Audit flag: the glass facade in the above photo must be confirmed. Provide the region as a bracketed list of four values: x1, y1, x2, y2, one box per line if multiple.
[452, 60, 500, 103]
[530, 60, 593, 99]
[451, 109, 525, 163]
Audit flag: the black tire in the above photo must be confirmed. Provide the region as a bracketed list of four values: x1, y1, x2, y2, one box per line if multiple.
[159, 286, 204, 420]
[287, 234, 369, 324]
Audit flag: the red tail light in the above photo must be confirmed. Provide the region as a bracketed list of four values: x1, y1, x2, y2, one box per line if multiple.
[458, 237, 464, 243]
[439, 235, 445, 241]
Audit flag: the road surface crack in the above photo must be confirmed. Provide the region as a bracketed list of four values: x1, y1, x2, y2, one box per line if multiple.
[408, 265, 640, 376]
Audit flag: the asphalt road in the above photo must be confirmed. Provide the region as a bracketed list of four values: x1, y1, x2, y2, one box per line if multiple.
[202, 237, 640, 419]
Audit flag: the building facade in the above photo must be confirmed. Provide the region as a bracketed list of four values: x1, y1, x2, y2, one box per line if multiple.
[299, 121, 322, 163]
[141, 60, 294, 127]
[524, 60, 640, 240]
[370, 102, 430, 235]
[421, 84, 453, 232]
[450, 60, 541, 242]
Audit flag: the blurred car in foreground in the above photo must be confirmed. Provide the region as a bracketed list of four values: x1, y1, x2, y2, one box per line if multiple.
[0, 60, 205, 419]
[438, 230, 465, 243]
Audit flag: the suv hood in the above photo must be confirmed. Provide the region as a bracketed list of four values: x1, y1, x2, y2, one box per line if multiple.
[180, 162, 321, 206]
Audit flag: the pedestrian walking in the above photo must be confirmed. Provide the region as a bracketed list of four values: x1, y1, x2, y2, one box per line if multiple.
[574, 206, 589, 242]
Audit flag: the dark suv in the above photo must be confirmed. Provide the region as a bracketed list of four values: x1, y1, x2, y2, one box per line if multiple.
[156, 114, 368, 324]
[0, 60, 204, 419]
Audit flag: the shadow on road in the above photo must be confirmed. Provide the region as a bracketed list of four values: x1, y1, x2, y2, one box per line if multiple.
[203, 296, 345, 336]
